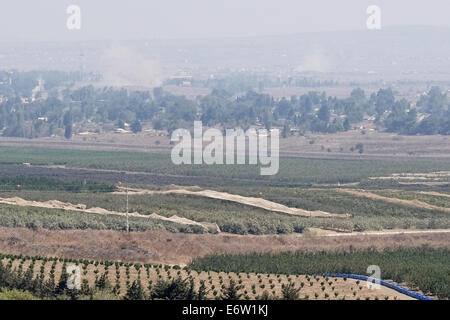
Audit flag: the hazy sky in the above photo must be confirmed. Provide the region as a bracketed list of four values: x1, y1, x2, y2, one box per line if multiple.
[2, 0, 450, 41]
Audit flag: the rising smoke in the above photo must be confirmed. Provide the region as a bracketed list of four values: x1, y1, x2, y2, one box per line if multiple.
[99, 46, 162, 88]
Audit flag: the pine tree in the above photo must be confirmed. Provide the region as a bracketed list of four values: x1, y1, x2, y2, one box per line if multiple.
[281, 282, 300, 300]
[197, 280, 209, 300]
[124, 280, 145, 300]
[131, 120, 142, 133]
[221, 279, 243, 300]
[55, 266, 68, 295]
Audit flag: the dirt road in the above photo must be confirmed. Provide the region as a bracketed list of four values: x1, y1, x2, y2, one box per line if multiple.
[419, 191, 450, 198]
[114, 187, 349, 218]
[336, 189, 450, 213]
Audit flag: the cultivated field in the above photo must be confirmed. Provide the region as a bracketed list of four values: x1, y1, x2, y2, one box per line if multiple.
[0, 252, 418, 300]
[0, 145, 448, 300]
[0, 128, 449, 159]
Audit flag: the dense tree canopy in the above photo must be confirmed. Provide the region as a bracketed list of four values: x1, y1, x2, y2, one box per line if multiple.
[0, 71, 448, 138]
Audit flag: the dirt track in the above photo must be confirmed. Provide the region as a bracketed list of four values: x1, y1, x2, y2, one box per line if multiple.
[368, 171, 450, 186]
[419, 191, 450, 198]
[336, 189, 450, 213]
[114, 187, 349, 218]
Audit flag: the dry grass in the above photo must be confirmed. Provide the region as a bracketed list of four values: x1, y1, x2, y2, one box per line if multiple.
[0, 227, 448, 265]
[0, 129, 449, 159]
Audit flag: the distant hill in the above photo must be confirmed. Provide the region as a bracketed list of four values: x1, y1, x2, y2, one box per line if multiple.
[1, 26, 450, 80]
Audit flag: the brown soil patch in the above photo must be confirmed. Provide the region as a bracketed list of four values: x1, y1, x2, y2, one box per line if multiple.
[1, 129, 450, 159]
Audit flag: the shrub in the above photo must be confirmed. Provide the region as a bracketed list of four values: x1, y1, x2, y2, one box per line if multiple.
[281, 283, 300, 300]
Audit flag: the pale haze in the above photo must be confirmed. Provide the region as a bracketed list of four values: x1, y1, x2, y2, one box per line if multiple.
[1, 0, 450, 41]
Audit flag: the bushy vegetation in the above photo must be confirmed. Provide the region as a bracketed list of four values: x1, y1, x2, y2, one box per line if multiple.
[0, 204, 204, 233]
[0, 191, 308, 234]
[0, 288, 40, 300]
[3, 188, 448, 234]
[189, 247, 450, 299]
[224, 187, 449, 219]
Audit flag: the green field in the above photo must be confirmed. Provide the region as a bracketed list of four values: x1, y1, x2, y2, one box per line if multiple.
[372, 190, 450, 208]
[220, 187, 449, 218]
[1, 146, 450, 187]
[0, 146, 448, 234]
[1, 189, 449, 234]
[0, 176, 115, 193]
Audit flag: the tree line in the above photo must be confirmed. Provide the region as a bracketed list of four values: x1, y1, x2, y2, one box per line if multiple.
[0, 70, 448, 138]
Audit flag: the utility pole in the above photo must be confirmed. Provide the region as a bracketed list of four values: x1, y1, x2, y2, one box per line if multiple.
[126, 184, 129, 233]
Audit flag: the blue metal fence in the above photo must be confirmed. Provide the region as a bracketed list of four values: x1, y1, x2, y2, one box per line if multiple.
[325, 273, 434, 300]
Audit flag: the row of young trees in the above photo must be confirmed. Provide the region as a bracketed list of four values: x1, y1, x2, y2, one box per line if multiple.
[0, 253, 301, 300]
[189, 247, 449, 299]
[0, 252, 417, 300]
